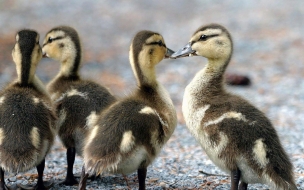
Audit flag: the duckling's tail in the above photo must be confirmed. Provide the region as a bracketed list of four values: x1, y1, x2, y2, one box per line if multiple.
[276, 181, 298, 190]
[0, 151, 40, 173]
[84, 154, 121, 176]
[267, 167, 298, 190]
[289, 183, 298, 190]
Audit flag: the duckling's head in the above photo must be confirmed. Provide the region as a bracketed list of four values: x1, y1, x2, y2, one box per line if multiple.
[171, 24, 233, 61]
[12, 29, 42, 84]
[42, 26, 81, 68]
[129, 30, 174, 85]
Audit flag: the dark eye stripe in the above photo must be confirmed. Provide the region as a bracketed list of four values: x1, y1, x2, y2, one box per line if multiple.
[147, 41, 166, 47]
[42, 36, 65, 47]
[199, 34, 219, 41]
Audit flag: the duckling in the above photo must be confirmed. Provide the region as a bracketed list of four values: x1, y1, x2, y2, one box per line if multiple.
[77, 30, 177, 190]
[0, 30, 56, 190]
[171, 23, 297, 190]
[42, 26, 117, 185]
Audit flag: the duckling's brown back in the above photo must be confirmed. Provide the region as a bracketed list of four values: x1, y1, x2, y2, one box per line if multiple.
[54, 80, 116, 151]
[0, 86, 54, 173]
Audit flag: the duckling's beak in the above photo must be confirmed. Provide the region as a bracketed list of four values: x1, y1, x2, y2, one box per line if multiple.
[170, 42, 196, 59]
[164, 48, 175, 59]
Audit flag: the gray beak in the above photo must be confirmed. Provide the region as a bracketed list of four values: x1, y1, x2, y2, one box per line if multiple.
[164, 48, 175, 59]
[170, 42, 196, 59]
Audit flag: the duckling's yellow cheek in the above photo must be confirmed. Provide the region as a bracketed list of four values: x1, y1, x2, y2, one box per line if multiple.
[192, 43, 202, 55]
[153, 48, 165, 64]
[193, 43, 217, 58]
[43, 44, 60, 60]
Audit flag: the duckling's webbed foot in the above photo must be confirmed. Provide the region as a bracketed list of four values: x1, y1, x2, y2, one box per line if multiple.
[61, 147, 98, 185]
[59, 175, 78, 186]
[230, 168, 241, 190]
[0, 167, 6, 190]
[238, 181, 248, 190]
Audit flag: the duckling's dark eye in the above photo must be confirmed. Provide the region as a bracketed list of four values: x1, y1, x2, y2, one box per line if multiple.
[158, 40, 163, 46]
[199, 35, 208, 41]
[48, 37, 53, 43]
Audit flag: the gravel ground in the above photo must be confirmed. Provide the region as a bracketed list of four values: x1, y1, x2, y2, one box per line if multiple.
[1, 0, 304, 189]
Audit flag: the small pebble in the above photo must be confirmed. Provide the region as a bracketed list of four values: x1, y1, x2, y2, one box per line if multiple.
[21, 180, 28, 185]
[8, 176, 16, 182]
[159, 181, 167, 188]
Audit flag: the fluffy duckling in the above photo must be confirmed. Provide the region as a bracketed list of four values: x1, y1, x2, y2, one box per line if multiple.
[171, 24, 297, 190]
[42, 26, 116, 185]
[0, 30, 55, 190]
[78, 30, 177, 190]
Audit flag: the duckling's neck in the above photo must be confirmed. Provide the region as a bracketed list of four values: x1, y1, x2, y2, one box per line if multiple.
[131, 56, 158, 88]
[16, 60, 49, 97]
[32, 75, 50, 97]
[138, 67, 157, 87]
[188, 58, 229, 97]
[58, 54, 80, 78]
[16, 58, 35, 86]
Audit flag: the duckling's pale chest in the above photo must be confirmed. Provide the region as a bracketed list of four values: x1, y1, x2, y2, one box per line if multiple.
[182, 78, 229, 172]
[182, 70, 211, 139]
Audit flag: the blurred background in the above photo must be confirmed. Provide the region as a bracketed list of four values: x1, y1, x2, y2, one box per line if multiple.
[1, 0, 304, 189]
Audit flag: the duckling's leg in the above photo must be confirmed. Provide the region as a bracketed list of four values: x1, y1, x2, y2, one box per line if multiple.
[230, 169, 241, 190]
[17, 159, 53, 190]
[137, 168, 147, 190]
[61, 147, 78, 185]
[78, 165, 89, 190]
[35, 159, 52, 190]
[238, 181, 248, 190]
[0, 167, 8, 190]
[122, 175, 130, 189]
[1, 168, 18, 190]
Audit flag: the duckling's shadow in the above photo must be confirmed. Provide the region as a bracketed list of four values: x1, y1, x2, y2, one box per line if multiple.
[17, 180, 53, 190]
[54, 173, 138, 189]
[86, 173, 139, 189]
[5, 180, 53, 190]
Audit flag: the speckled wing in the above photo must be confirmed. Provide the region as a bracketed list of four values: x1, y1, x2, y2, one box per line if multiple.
[84, 99, 165, 176]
